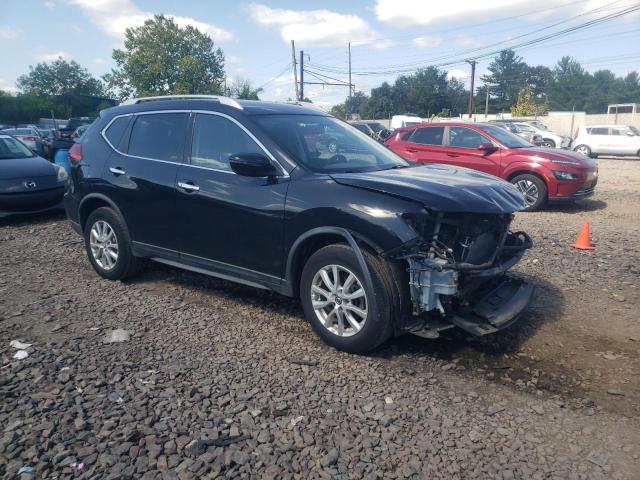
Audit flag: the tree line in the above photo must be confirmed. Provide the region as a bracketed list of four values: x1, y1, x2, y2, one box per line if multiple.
[0, 15, 261, 124]
[330, 49, 640, 119]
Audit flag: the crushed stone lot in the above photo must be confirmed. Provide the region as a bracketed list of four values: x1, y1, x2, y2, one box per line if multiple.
[1, 158, 639, 479]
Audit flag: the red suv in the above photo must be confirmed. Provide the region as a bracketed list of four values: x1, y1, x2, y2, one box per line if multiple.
[385, 122, 598, 211]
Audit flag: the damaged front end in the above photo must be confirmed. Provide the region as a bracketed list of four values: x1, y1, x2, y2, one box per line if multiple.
[387, 211, 534, 338]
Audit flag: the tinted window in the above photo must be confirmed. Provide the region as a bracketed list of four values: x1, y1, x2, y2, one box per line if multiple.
[588, 127, 609, 135]
[449, 127, 491, 149]
[191, 114, 264, 172]
[128, 113, 188, 162]
[409, 127, 444, 145]
[104, 116, 130, 148]
[477, 124, 531, 148]
[352, 124, 370, 134]
[611, 127, 630, 136]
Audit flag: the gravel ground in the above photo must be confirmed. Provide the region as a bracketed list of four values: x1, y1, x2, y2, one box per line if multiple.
[1, 158, 639, 479]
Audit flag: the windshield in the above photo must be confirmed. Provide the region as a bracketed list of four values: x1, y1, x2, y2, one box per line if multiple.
[254, 114, 409, 173]
[477, 124, 532, 148]
[629, 126, 640, 136]
[2, 128, 33, 136]
[528, 121, 548, 131]
[0, 136, 36, 159]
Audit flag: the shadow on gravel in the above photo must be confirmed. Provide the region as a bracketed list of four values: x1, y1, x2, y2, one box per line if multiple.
[544, 199, 607, 213]
[379, 275, 565, 361]
[0, 209, 66, 228]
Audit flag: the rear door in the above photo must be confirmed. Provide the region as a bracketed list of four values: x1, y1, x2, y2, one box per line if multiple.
[104, 111, 187, 252]
[392, 126, 449, 163]
[444, 126, 501, 176]
[610, 126, 638, 155]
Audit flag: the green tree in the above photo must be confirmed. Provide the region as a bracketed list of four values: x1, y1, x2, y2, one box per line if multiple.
[16, 58, 104, 96]
[104, 15, 225, 99]
[511, 85, 547, 116]
[547, 56, 589, 111]
[329, 104, 346, 119]
[344, 91, 369, 118]
[228, 78, 262, 100]
[481, 49, 528, 112]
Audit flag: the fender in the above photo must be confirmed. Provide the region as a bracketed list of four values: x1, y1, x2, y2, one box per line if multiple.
[285, 226, 380, 299]
[78, 193, 128, 231]
[502, 161, 551, 184]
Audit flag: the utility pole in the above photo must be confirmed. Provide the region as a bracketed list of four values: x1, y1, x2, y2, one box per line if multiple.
[485, 86, 490, 119]
[466, 59, 477, 118]
[291, 40, 299, 102]
[347, 42, 352, 118]
[299, 50, 304, 101]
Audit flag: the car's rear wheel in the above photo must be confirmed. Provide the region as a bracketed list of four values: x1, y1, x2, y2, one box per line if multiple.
[574, 144, 592, 157]
[541, 138, 556, 148]
[511, 174, 547, 211]
[84, 207, 142, 280]
[300, 244, 395, 353]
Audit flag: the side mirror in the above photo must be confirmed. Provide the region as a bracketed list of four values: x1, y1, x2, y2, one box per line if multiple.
[478, 143, 497, 153]
[229, 153, 279, 178]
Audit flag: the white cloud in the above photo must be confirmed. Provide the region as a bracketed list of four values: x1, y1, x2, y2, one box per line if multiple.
[0, 27, 20, 39]
[66, 0, 233, 43]
[0, 79, 19, 94]
[375, 0, 630, 27]
[447, 68, 469, 80]
[93, 57, 107, 65]
[412, 36, 442, 48]
[455, 35, 480, 48]
[43, 1, 55, 9]
[35, 51, 69, 62]
[246, 3, 380, 47]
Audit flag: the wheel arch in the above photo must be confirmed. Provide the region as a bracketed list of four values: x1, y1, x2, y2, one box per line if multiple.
[79, 194, 127, 233]
[506, 169, 547, 184]
[285, 227, 382, 299]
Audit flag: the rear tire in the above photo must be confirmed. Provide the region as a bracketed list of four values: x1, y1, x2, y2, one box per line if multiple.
[574, 144, 592, 157]
[84, 207, 142, 280]
[300, 244, 396, 353]
[510, 174, 547, 212]
[541, 138, 556, 148]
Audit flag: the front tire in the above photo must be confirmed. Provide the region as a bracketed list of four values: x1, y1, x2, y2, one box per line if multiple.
[541, 138, 556, 148]
[511, 174, 547, 211]
[84, 207, 142, 280]
[300, 244, 395, 353]
[574, 144, 592, 157]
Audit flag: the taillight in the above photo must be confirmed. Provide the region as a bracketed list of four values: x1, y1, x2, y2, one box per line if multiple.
[69, 143, 83, 162]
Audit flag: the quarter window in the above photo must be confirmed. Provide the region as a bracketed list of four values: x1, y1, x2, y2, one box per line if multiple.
[128, 113, 188, 162]
[449, 127, 491, 149]
[611, 127, 630, 136]
[190, 114, 265, 172]
[409, 127, 444, 145]
[104, 116, 131, 149]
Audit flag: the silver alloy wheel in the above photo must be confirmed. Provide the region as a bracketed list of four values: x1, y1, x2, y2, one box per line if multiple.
[310, 264, 368, 337]
[515, 179, 539, 207]
[90, 220, 119, 270]
[576, 145, 590, 156]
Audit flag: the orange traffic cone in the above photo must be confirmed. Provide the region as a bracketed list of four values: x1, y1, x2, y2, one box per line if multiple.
[570, 221, 595, 250]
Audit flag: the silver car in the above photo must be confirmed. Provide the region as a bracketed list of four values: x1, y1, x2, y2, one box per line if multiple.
[0, 127, 44, 155]
[573, 125, 640, 158]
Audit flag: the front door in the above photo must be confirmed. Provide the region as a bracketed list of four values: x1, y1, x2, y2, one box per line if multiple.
[174, 112, 289, 282]
[444, 126, 501, 176]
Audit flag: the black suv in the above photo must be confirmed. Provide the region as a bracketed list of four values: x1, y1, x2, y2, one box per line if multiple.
[64, 95, 534, 353]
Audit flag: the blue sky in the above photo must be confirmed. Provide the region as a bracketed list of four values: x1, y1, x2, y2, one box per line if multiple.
[1, 0, 638, 108]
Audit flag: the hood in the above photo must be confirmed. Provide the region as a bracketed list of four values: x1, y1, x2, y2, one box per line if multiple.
[505, 147, 597, 169]
[0, 156, 57, 180]
[331, 164, 525, 214]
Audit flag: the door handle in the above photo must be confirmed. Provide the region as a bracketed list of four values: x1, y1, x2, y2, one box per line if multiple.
[446, 154, 460, 157]
[109, 167, 126, 176]
[406, 147, 419, 153]
[177, 181, 200, 192]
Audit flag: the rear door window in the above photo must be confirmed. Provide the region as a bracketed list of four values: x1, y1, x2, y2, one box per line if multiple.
[128, 113, 188, 162]
[587, 127, 609, 135]
[409, 126, 444, 145]
[190, 114, 265, 172]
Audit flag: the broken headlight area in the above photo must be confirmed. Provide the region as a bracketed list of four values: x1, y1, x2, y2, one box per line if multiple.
[388, 211, 535, 337]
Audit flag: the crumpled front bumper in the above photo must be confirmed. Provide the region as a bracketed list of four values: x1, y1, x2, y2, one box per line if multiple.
[398, 231, 535, 337]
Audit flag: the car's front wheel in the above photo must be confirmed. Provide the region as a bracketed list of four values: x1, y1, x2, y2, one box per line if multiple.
[541, 138, 556, 148]
[300, 244, 395, 353]
[511, 174, 547, 211]
[84, 207, 142, 280]
[574, 144, 592, 157]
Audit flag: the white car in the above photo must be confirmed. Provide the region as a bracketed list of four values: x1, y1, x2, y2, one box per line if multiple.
[573, 125, 640, 158]
[513, 122, 571, 149]
[390, 115, 423, 130]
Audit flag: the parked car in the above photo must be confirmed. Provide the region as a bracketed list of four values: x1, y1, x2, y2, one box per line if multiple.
[573, 125, 640, 158]
[492, 121, 543, 146]
[492, 119, 570, 149]
[64, 95, 534, 353]
[0, 134, 68, 217]
[72, 124, 90, 141]
[0, 127, 44, 155]
[385, 122, 598, 211]
[349, 120, 391, 142]
[390, 114, 423, 130]
[37, 128, 56, 159]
